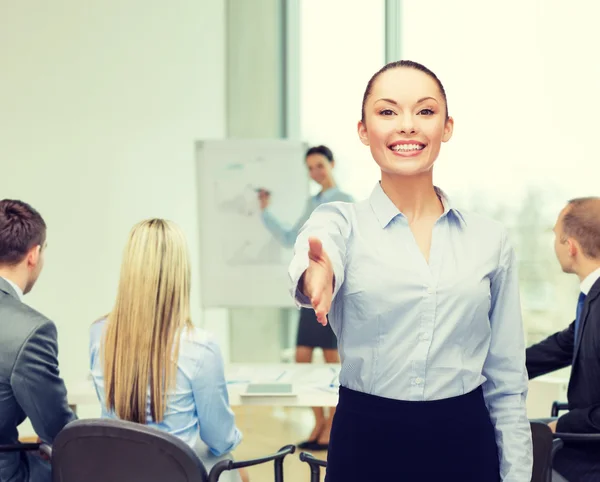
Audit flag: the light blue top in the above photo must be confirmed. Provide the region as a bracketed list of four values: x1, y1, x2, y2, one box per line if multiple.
[261, 186, 354, 247]
[288, 182, 532, 481]
[89, 319, 242, 456]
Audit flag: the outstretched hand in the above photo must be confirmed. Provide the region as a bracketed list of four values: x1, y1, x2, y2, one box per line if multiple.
[301, 237, 334, 326]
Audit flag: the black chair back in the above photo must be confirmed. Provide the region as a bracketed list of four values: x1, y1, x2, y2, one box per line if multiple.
[531, 421, 560, 482]
[51, 419, 208, 482]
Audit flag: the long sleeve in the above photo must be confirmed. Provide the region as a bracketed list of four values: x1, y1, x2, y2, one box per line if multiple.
[481, 231, 533, 481]
[88, 320, 110, 417]
[192, 338, 242, 456]
[11, 320, 76, 443]
[261, 199, 313, 248]
[526, 325, 574, 379]
[288, 202, 351, 307]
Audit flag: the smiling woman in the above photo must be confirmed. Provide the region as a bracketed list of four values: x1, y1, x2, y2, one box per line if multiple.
[357, 61, 453, 182]
[287, 60, 533, 481]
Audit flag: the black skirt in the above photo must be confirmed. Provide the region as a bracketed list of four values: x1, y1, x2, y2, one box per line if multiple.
[325, 385, 500, 482]
[296, 307, 337, 349]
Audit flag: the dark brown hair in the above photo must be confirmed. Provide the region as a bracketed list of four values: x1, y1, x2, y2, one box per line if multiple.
[306, 145, 334, 163]
[0, 199, 46, 265]
[562, 197, 600, 259]
[361, 60, 449, 123]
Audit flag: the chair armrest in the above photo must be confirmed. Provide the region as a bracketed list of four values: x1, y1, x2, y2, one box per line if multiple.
[208, 444, 295, 482]
[554, 432, 600, 443]
[551, 401, 569, 417]
[299, 452, 327, 467]
[0, 442, 51, 460]
[0, 443, 52, 460]
[551, 438, 564, 461]
[299, 452, 327, 482]
[39, 443, 52, 459]
[0, 443, 41, 452]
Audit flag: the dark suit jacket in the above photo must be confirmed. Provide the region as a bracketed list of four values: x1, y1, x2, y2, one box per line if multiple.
[527, 276, 600, 433]
[0, 277, 75, 482]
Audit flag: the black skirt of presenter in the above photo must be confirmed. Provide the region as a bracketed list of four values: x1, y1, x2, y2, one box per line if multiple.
[296, 307, 337, 349]
[325, 385, 501, 481]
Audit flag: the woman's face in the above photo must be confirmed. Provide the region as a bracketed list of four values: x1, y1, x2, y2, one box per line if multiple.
[358, 67, 453, 178]
[306, 153, 334, 185]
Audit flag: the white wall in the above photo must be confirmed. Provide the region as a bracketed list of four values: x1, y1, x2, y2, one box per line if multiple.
[0, 0, 227, 388]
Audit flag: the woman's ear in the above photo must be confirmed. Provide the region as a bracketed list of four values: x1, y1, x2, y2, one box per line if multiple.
[357, 120, 370, 146]
[442, 116, 454, 143]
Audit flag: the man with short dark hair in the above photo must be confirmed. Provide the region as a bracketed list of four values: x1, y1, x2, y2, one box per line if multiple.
[0, 199, 75, 482]
[527, 197, 600, 481]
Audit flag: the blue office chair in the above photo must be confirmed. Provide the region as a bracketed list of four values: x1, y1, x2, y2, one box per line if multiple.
[3, 419, 295, 482]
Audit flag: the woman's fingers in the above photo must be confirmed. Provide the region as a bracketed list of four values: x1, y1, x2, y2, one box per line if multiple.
[305, 237, 333, 326]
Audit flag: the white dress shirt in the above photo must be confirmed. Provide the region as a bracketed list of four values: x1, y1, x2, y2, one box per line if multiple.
[581, 267, 600, 295]
[288, 182, 532, 481]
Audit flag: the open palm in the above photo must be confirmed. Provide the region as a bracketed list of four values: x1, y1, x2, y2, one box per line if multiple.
[302, 237, 334, 326]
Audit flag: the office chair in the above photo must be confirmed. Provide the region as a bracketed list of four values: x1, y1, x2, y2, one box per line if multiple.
[531, 421, 564, 482]
[12, 419, 294, 482]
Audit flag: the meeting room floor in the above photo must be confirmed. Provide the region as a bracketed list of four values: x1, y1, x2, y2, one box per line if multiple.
[232, 405, 327, 482]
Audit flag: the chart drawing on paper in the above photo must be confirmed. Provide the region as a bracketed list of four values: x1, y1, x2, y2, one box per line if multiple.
[196, 140, 308, 307]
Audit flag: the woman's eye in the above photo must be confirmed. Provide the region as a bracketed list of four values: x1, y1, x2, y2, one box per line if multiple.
[418, 108, 434, 115]
[379, 109, 394, 116]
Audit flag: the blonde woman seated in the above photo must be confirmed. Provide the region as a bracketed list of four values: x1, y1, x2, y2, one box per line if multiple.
[89, 219, 248, 482]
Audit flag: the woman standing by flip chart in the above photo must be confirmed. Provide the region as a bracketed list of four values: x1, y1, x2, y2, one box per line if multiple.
[257, 145, 353, 451]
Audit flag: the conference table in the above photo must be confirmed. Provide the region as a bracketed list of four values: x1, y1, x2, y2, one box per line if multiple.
[66, 362, 567, 416]
[67, 363, 342, 411]
[17, 363, 566, 439]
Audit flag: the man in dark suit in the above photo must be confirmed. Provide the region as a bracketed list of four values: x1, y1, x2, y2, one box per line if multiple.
[527, 197, 600, 482]
[0, 199, 75, 482]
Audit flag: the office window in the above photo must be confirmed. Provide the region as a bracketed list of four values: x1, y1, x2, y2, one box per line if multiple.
[400, 0, 600, 342]
[300, 0, 386, 200]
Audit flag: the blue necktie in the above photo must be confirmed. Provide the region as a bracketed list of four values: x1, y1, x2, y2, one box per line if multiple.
[574, 292, 587, 345]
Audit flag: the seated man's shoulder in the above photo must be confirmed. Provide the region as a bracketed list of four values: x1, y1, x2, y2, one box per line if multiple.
[3, 299, 55, 340]
[0, 303, 57, 379]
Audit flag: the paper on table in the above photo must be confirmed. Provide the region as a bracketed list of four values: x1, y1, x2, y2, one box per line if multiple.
[226, 365, 291, 384]
[226, 364, 341, 388]
[292, 365, 340, 386]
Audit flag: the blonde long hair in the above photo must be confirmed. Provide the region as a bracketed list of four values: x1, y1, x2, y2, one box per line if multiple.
[102, 219, 193, 424]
